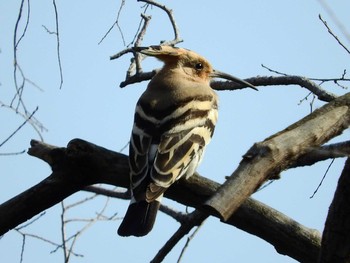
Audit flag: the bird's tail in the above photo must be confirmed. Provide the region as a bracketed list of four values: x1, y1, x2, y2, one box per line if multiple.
[117, 200, 160, 237]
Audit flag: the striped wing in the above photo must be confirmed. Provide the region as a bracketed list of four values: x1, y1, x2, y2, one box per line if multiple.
[129, 94, 218, 203]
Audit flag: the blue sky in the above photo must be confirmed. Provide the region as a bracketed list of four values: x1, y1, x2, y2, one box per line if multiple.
[1, 1, 350, 262]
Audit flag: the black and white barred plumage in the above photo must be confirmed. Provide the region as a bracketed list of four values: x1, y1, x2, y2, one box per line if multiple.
[118, 46, 256, 237]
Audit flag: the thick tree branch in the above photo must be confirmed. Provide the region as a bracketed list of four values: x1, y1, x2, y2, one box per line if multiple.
[0, 138, 322, 262]
[319, 158, 350, 262]
[204, 92, 350, 222]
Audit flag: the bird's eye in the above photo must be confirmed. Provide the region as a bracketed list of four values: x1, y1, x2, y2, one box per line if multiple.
[195, 62, 203, 70]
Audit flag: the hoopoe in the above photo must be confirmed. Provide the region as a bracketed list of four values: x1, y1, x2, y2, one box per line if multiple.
[118, 45, 256, 237]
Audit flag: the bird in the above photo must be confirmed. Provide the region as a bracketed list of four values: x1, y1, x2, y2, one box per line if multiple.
[117, 45, 256, 237]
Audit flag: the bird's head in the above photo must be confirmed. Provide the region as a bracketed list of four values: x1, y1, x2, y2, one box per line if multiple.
[133, 45, 257, 90]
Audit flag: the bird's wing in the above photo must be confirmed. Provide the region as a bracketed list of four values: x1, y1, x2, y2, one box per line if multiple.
[128, 125, 153, 193]
[129, 126, 203, 201]
[147, 123, 213, 201]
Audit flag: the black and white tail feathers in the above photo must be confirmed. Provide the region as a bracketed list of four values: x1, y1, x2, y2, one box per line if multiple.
[117, 200, 160, 237]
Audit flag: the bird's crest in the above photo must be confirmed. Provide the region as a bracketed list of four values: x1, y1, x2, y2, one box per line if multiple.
[133, 45, 188, 57]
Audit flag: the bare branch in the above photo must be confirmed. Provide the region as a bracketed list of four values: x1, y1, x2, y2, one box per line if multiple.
[110, 47, 134, 60]
[52, 0, 63, 89]
[0, 102, 45, 141]
[14, 0, 30, 53]
[110, 13, 152, 85]
[12, 0, 31, 109]
[309, 158, 335, 199]
[318, 0, 350, 44]
[138, 0, 182, 45]
[111, 0, 183, 88]
[64, 194, 97, 210]
[158, 204, 188, 223]
[262, 64, 350, 85]
[0, 150, 26, 156]
[99, 0, 126, 45]
[60, 202, 68, 262]
[15, 212, 46, 230]
[135, 13, 152, 48]
[134, 14, 152, 74]
[0, 137, 324, 262]
[177, 221, 205, 263]
[84, 185, 130, 200]
[4, 0, 47, 146]
[318, 14, 350, 55]
[291, 141, 350, 168]
[205, 93, 350, 221]
[151, 210, 207, 263]
[119, 70, 157, 88]
[213, 75, 338, 102]
[0, 106, 39, 148]
[319, 158, 350, 262]
[115, 51, 342, 100]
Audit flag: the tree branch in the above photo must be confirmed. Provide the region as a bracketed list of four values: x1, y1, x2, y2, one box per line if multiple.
[138, 0, 182, 46]
[204, 92, 350, 222]
[319, 158, 350, 262]
[115, 66, 341, 102]
[318, 14, 350, 55]
[0, 136, 324, 262]
[2, 92, 349, 261]
[151, 210, 207, 263]
[291, 141, 350, 168]
[211, 75, 338, 102]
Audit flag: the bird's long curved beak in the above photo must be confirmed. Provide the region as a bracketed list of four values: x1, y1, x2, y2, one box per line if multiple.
[211, 70, 258, 91]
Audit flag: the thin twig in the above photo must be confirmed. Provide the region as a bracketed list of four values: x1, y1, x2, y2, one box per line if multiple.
[138, 0, 182, 45]
[20, 234, 25, 263]
[318, 0, 350, 44]
[12, 0, 31, 110]
[99, 0, 126, 45]
[110, 13, 152, 83]
[15, 212, 46, 230]
[128, 4, 151, 46]
[310, 158, 335, 198]
[0, 150, 26, 156]
[111, 0, 182, 88]
[151, 210, 207, 263]
[159, 204, 189, 223]
[134, 13, 152, 73]
[52, 0, 64, 89]
[110, 47, 134, 60]
[64, 193, 98, 210]
[177, 221, 205, 263]
[119, 140, 129, 153]
[119, 70, 157, 88]
[318, 14, 350, 55]
[83, 185, 130, 200]
[7, 0, 46, 144]
[0, 106, 39, 148]
[262, 64, 350, 83]
[1, 101, 45, 141]
[261, 64, 288, 76]
[60, 202, 68, 262]
[309, 94, 316, 113]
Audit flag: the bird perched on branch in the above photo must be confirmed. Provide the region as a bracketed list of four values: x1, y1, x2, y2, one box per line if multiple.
[118, 45, 256, 237]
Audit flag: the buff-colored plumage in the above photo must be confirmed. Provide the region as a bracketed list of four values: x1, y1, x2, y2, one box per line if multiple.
[118, 46, 256, 237]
